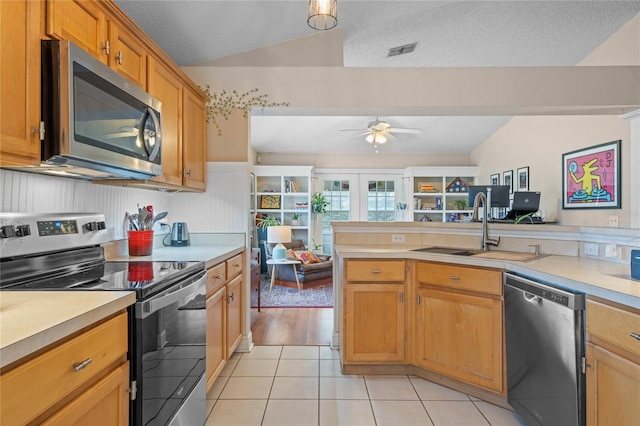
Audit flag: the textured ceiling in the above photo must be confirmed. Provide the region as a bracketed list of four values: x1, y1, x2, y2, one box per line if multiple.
[114, 0, 639, 155]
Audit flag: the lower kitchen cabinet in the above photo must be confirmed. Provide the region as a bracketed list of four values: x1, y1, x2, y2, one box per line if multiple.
[415, 286, 503, 393]
[0, 312, 130, 425]
[343, 260, 406, 363]
[206, 285, 226, 390]
[344, 283, 405, 362]
[205, 251, 244, 391]
[585, 299, 640, 426]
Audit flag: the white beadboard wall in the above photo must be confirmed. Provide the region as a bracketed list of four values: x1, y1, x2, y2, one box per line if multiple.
[0, 164, 250, 241]
[170, 162, 250, 234]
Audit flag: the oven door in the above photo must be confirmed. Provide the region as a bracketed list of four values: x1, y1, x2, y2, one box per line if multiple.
[131, 269, 207, 426]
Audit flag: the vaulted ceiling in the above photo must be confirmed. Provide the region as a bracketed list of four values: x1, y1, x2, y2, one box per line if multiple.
[115, 1, 640, 155]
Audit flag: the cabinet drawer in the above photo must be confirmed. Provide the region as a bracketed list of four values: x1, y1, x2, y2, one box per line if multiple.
[346, 260, 405, 282]
[587, 300, 640, 357]
[226, 253, 243, 279]
[0, 312, 128, 425]
[417, 262, 502, 296]
[207, 262, 226, 294]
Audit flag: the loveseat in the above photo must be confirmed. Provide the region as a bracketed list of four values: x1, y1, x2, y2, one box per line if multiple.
[263, 239, 333, 289]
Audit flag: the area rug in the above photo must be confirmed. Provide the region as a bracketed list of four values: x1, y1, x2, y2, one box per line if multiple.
[252, 275, 334, 308]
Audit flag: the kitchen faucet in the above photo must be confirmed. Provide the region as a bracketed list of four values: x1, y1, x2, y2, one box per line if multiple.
[472, 192, 500, 251]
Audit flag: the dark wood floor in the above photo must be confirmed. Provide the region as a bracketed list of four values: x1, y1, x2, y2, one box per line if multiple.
[250, 308, 333, 346]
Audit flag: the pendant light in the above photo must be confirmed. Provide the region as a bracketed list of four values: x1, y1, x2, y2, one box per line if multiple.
[307, 0, 337, 31]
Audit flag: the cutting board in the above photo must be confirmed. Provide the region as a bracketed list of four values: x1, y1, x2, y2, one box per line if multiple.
[473, 251, 539, 262]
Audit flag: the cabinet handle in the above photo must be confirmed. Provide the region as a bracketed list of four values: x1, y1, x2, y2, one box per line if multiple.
[371, 270, 382, 274]
[399, 293, 403, 302]
[216, 274, 223, 279]
[227, 292, 234, 303]
[235, 263, 241, 268]
[33, 121, 45, 140]
[631, 332, 640, 341]
[416, 295, 421, 304]
[72, 358, 93, 372]
[116, 51, 123, 65]
[449, 275, 460, 280]
[103, 40, 110, 55]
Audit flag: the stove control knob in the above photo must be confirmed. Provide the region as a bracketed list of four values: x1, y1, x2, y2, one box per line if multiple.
[84, 222, 98, 232]
[0, 225, 16, 238]
[15, 224, 31, 237]
[97, 221, 106, 230]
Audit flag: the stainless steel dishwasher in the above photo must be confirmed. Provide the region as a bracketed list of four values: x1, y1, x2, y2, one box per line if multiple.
[504, 273, 586, 426]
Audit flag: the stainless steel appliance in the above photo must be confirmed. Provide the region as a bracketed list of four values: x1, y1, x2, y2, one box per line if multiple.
[504, 272, 586, 426]
[8, 40, 162, 180]
[170, 222, 190, 247]
[0, 213, 206, 426]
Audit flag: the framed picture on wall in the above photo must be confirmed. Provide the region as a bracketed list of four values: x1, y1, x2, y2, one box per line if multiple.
[516, 167, 529, 191]
[260, 194, 281, 209]
[503, 170, 513, 194]
[490, 173, 500, 186]
[562, 140, 621, 209]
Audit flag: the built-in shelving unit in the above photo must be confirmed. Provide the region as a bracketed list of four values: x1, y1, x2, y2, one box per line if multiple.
[253, 166, 313, 247]
[406, 167, 478, 222]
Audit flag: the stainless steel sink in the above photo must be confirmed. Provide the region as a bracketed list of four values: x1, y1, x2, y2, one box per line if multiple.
[411, 247, 479, 256]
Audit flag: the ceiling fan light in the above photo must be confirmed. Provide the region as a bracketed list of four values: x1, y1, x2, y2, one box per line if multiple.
[375, 134, 387, 144]
[307, 0, 337, 31]
[365, 134, 374, 144]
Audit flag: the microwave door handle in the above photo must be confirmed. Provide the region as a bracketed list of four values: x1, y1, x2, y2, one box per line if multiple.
[145, 108, 161, 161]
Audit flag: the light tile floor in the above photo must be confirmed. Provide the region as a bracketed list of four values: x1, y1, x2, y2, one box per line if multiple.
[206, 345, 527, 426]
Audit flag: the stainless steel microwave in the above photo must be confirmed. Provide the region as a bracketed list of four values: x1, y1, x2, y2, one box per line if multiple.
[12, 40, 162, 180]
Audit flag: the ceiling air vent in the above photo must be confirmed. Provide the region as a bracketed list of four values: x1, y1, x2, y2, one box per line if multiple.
[388, 42, 417, 57]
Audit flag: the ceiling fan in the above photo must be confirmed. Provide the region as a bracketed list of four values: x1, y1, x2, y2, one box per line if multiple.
[341, 118, 422, 148]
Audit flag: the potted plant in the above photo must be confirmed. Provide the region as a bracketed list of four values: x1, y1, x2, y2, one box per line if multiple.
[311, 192, 329, 214]
[291, 213, 300, 226]
[311, 238, 323, 255]
[257, 215, 280, 229]
[454, 198, 468, 211]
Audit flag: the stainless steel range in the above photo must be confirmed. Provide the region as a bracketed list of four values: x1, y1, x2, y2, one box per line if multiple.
[0, 213, 207, 426]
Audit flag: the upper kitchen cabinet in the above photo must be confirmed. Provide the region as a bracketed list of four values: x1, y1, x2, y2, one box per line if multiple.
[182, 86, 207, 190]
[0, 0, 42, 167]
[147, 56, 184, 188]
[106, 20, 146, 88]
[46, 0, 108, 62]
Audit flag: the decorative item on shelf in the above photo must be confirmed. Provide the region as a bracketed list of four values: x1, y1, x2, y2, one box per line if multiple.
[267, 226, 292, 261]
[419, 183, 438, 193]
[446, 177, 469, 193]
[435, 197, 442, 210]
[454, 198, 468, 211]
[291, 213, 300, 226]
[307, 0, 338, 31]
[257, 215, 280, 229]
[260, 194, 281, 209]
[200, 85, 289, 136]
[295, 202, 309, 210]
[311, 192, 329, 214]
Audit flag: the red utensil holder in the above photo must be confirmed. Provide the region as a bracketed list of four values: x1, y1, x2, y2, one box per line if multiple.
[128, 230, 154, 256]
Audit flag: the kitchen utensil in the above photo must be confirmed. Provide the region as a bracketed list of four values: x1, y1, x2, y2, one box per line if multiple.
[152, 211, 168, 225]
[170, 222, 190, 247]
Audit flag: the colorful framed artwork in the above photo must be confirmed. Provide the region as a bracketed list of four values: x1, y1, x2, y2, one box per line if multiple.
[503, 170, 513, 194]
[260, 194, 281, 209]
[562, 140, 621, 209]
[490, 173, 500, 186]
[516, 167, 529, 191]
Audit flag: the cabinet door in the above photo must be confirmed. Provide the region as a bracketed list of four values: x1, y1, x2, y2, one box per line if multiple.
[47, 0, 107, 62]
[182, 86, 207, 190]
[206, 286, 226, 391]
[107, 20, 146, 88]
[586, 343, 640, 426]
[0, 0, 41, 166]
[42, 362, 129, 426]
[415, 287, 503, 393]
[147, 56, 183, 186]
[344, 283, 405, 363]
[226, 275, 243, 355]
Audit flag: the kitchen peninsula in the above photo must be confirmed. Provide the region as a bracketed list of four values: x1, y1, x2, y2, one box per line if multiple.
[332, 221, 640, 423]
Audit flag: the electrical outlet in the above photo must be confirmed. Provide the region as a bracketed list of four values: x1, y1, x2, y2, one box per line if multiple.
[391, 234, 405, 243]
[584, 243, 599, 256]
[605, 244, 618, 258]
[609, 215, 619, 228]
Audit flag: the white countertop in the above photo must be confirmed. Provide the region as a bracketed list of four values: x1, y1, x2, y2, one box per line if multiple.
[335, 245, 640, 309]
[0, 291, 136, 369]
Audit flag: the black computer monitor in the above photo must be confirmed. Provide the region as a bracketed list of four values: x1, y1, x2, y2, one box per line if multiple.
[468, 185, 510, 208]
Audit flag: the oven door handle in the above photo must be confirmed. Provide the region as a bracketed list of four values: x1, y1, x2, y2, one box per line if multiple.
[137, 270, 207, 318]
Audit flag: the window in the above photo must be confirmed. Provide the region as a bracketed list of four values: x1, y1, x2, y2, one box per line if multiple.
[320, 180, 351, 254]
[367, 180, 396, 222]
